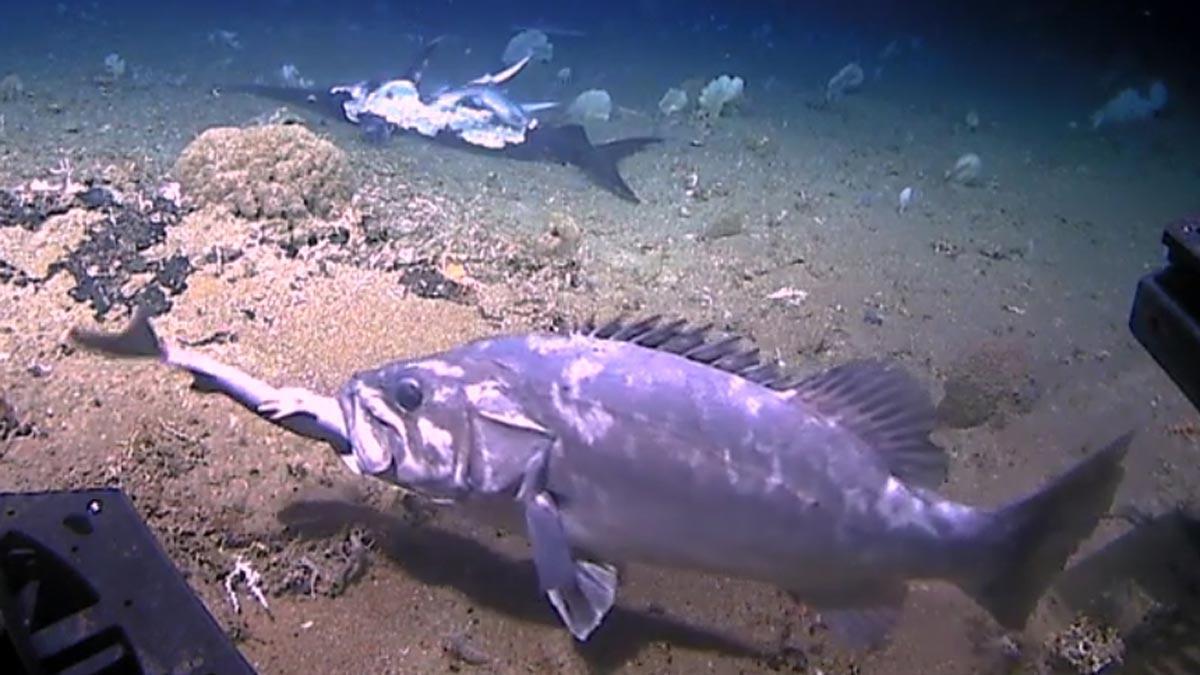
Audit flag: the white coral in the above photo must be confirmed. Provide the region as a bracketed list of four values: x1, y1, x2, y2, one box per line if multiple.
[103, 53, 126, 79]
[658, 87, 688, 116]
[567, 89, 612, 122]
[1091, 80, 1168, 130]
[698, 75, 744, 118]
[503, 29, 553, 66]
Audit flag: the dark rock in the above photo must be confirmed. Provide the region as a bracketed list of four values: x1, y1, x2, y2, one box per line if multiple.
[52, 198, 192, 320]
[398, 263, 468, 302]
[0, 189, 69, 230]
[0, 395, 35, 441]
[77, 186, 116, 210]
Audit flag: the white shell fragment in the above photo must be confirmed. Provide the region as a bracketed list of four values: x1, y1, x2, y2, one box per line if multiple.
[945, 153, 982, 185]
[826, 62, 864, 102]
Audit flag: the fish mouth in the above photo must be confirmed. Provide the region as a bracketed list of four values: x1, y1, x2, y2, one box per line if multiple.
[346, 381, 409, 476]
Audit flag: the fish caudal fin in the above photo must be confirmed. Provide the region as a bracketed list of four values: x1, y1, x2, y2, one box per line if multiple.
[959, 431, 1133, 630]
[69, 305, 164, 359]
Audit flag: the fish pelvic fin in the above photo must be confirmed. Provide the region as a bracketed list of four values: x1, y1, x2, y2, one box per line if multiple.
[546, 560, 619, 641]
[957, 430, 1133, 630]
[69, 305, 164, 360]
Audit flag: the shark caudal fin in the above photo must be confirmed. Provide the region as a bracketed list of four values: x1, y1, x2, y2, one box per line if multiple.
[69, 305, 164, 359]
[579, 134, 662, 203]
[959, 431, 1133, 630]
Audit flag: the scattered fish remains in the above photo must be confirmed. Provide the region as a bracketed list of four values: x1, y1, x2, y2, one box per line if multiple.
[228, 38, 660, 202]
[71, 310, 1132, 651]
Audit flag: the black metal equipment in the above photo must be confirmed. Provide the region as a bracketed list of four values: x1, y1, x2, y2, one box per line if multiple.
[1129, 215, 1200, 413]
[0, 489, 255, 675]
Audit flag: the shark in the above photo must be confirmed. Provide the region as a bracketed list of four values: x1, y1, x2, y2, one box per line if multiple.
[224, 38, 660, 203]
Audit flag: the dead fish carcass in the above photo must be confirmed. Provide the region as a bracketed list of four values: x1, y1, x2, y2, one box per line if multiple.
[70, 310, 1132, 649]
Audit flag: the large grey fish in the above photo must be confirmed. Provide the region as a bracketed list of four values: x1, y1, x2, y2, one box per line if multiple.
[70, 309, 1132, 649]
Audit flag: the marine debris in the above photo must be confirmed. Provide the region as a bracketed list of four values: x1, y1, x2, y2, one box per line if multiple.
[567, 89, 613, 122]
[503, 28, 553, 65]
[698, 74, 744, 118]
[825, 62, 864, 102]
[945, 152, 983, 186]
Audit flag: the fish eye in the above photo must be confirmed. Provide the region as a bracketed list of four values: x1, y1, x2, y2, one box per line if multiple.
[392, 377, 424, 412]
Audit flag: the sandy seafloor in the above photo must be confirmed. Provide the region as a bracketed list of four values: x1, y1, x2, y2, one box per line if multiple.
[2, 3, 1200, 674]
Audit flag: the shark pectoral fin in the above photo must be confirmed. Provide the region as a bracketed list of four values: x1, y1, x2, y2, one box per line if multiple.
[546, 560, 618, 642]
[524, 491, 577, 592]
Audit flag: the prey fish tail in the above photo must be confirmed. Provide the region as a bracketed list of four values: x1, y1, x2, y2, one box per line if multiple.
[69, 306, 353, 461]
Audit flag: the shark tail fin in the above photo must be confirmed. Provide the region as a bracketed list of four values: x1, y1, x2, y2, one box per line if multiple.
[587, 136, 662, 203]
[596, 137, 662, 164]
[957, 431, 1133, 630]
[69, 305, 164, 360]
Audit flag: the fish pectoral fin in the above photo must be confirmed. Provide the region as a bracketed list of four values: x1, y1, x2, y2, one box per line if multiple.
[546, 560, 618, 642]
[523, 490, 618, 641]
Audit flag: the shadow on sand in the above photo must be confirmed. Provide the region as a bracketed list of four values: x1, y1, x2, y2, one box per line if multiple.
[276, 496, 772, 673]
[1053, 507, 1200, 674]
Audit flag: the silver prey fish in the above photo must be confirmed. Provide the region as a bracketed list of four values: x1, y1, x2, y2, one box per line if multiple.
[70, 309, 1132, 649]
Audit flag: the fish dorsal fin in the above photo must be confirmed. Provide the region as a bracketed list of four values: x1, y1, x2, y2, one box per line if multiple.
[573, 315, 791, 388]
[787, 360, 947, 489]
[573, 315, 947, 488]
